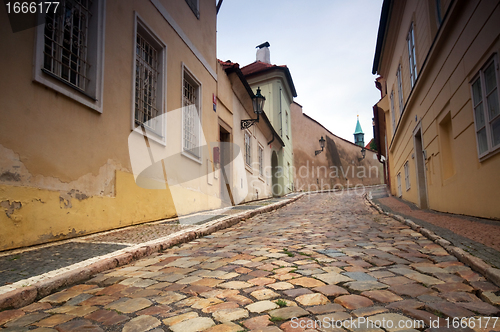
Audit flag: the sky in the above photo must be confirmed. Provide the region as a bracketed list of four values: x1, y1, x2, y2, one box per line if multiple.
[216, 0, 384, 144]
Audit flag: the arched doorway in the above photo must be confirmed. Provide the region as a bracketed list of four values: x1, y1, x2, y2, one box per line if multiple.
[271, 151, 279, 197]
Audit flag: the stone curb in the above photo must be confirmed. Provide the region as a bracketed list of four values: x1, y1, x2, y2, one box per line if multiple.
[0, 194, 304, 310]
[364, 193, 500, 289]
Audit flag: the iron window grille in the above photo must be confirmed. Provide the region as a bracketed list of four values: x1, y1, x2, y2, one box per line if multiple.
[183, 74, 200, 157]
[258, 145, 264, 176]
[43, 0, 92, 92]
[397, 172, 402, 197]
[245, 132, 251, 166]
[135, 33, 160, 132]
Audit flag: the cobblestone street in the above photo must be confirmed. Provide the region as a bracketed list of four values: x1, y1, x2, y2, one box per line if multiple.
[1, 192, 499, 332]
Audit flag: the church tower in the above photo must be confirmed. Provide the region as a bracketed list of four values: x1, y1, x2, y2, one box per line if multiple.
[354, 115, 365, 147]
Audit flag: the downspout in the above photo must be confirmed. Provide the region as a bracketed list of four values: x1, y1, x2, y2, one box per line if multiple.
[267, 133, 275, 146]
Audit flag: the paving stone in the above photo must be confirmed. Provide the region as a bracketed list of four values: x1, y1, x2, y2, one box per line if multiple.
[334, 295, 373, 310]
[343, 272, 377, 281]
[425, 302, 475, 318]
[439, 291, 481, 303]
[248, 277, 276, 286]
[153, 291, 186, 304]
[386, 299, 424, 311]
[280, 317, 320, 332]
[360, 290, 403, 303]
[64, 306, 98, 317]
[457, 301, 500, 315]
[79, 295, 120, 306]
[33, 314, 74, 327]
[246, 300, 279, 313]
[312, 284, 350, 297]
[169, 317, 215, 332]
[432, 283, 473, 293]
[268, 281, 294, 290]
[345, 281, 389, 292]
[0, 310, 25, 326]
[295, 293, 329, 306]
[162, 312, 199, 326]
[288, 276, 326, 288]
[316, 311, 352, 324]
[217, 281, 253, 289]
[401, 308, 445, 328]
[204, 322, 242, 332]
[469, 281, 500, 292]
[389, 284, 435, 297]
[84, 309, 129, 325]
[106, 298, 152, 313]
[55, 319, 103, 332]
[367, 313, 421, 331]
[379, 276, 415, 286]
[122, 315, 161, 332]
[406, 272, 445, 286]
[20, 302, 52, 312]
[202, 301, 240, 314]
[242, 315, 272, 330]
[136, 304, 173, 316]
[5, 313, 50, 328]
[283, 288, 313, 297]
[224, 294, 253, 305]
[480, 291, 500, 305]
[268, 306, 309, 320]
[212, 308, 249, 322]
[39, 291, 81, 305]
[312, 273, 353, 285]
[351, 306, 388, 318]
[250, 289, 280, 300]
[307, 303, 345, 315]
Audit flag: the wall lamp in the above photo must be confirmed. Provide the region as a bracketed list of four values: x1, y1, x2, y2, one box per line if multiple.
[358, 146, 366, 161]
[241, 87, 266, 130]
[315, 136, 326, 156]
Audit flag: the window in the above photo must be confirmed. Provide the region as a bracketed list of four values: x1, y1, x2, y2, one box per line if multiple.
[390, 90, 396, 133]
[185, 0, 199, 18]
[397, 65, 404, 114]
[471, 56, 500, 159]
[183, 68, 201, 158]
[285, 111, 289, 137]
[404, 161, 410, 190]
[408, 23, 418, 88]
[258, 145, 264, 176]
[34, 0, 105, 112]
[244, 131, 251, 166]
[397, 172, 402, 197]
[134, 20, 166, 138]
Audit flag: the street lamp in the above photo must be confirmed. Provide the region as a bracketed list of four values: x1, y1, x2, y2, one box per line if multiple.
[315, 136, 326, 156]
[358, 146, 366, 161]
[241, 87, 266, 130]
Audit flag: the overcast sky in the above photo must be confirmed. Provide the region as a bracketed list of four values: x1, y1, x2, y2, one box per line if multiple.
[216, 0, 384, 144]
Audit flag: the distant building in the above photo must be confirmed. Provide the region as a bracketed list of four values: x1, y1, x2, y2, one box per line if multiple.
[372, 0, 500, 218]
[354, 116, 365, 147]
[291, 103, 384, 191]
[241, 43, 297, 196]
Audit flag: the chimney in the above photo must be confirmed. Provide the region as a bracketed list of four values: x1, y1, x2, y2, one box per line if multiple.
[256, 42, 270, 64]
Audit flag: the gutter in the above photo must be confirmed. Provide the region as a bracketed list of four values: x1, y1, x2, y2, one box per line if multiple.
[372, 0, 393, 75]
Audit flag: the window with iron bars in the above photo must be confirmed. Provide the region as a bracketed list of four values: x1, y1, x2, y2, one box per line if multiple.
[245, 131, 251, 166]
[183, 73, 200, 157]
[135, 33, 160, 132]
[43, 0, 92, 91]
[258, 145, 264, 176]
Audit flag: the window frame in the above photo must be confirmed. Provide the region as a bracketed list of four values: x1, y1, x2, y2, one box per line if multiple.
[404, 161, 410, 191]
[132, 14, 167, 145]
[407, 23, 418, 88]
[397, 172, 402, 197]
[33, 0, 106, 113]
[396, 65, 404, 115]
[470, 55, 500, 161]
[181, 63, 203, 163]
[244, 130, 252, 167]
[390, 90, 396, 134]
[258, 144, 264, 177]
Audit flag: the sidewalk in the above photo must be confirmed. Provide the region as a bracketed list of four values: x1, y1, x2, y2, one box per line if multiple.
[368, 186, 500, 269]
[0, 194, 302, 308]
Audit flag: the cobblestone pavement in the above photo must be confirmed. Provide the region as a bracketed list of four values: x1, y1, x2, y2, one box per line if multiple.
[1, 191, 500, 331]
[371, 189, 500, 269]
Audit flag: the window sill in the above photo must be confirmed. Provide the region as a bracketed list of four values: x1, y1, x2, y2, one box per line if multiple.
[182, 150, 202, 164]
[478, 144, 500, 163]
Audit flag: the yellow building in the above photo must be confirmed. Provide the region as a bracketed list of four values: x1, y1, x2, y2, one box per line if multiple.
[372, 0, 500, 218]
[0, 0, 230, 251]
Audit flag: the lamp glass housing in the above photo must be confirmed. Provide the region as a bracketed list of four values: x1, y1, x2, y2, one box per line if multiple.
[252, 87, 265, 114]
[319, 136, 326, 149]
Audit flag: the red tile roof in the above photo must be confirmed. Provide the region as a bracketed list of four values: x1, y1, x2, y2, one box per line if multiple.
[240, 61, 297, 97]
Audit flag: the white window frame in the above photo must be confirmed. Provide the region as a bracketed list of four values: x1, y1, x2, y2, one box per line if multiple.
[397, 65, 404, 115]
[407, 23, 418, 88]
[244, 131, 251, 167]
[285, 111, 289, 137]
[471, 55, 500, 161]
[181, 63, 202, 163]
[132, 14, 167, 145]
[404, 161, 410, 191]
[397, 172, 402, 197]
[258, 144, 264, 177]
[33, 0, 106, 113]
[390, 90, 396, 134]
